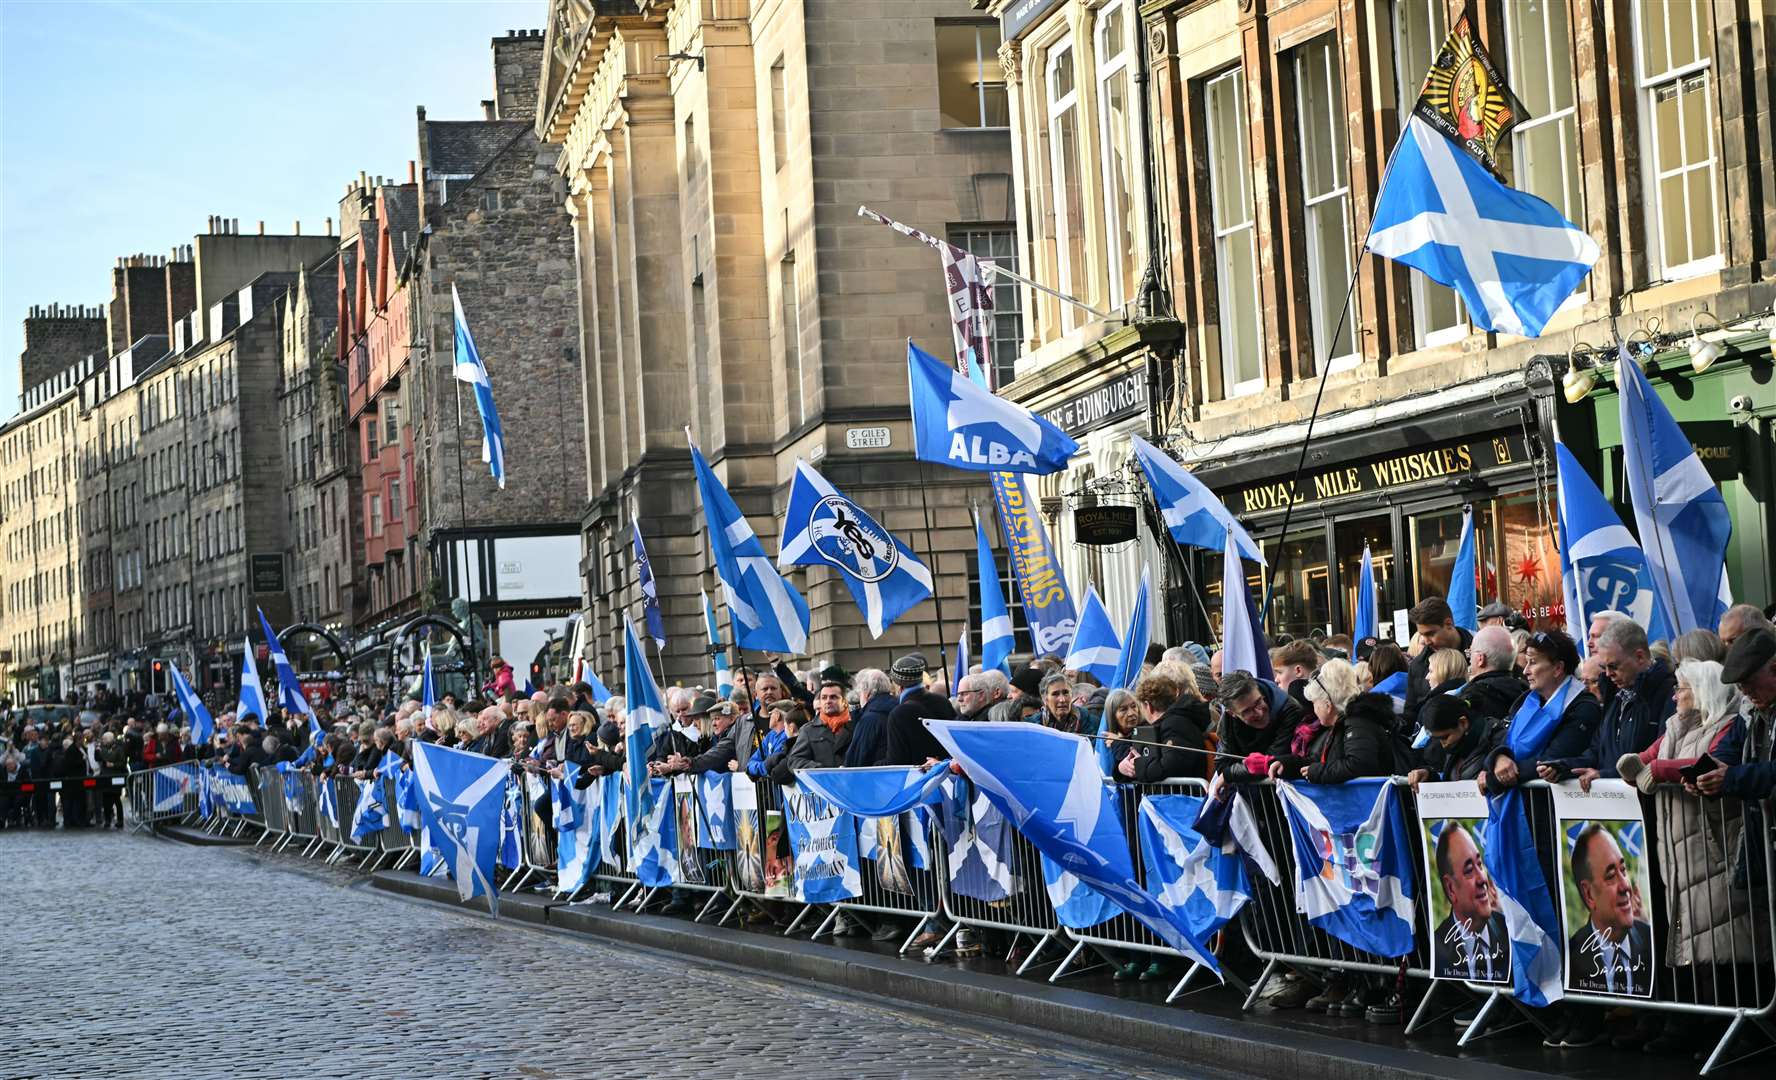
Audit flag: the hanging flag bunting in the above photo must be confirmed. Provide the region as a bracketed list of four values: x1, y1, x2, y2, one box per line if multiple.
[778, 459, 932, 638]
[451, 283, 506, 488]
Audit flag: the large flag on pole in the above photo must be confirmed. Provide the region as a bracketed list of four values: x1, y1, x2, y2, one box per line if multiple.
[170, 663, 214, 748]
[632, 520, 666, 648]
[908, 340, 1077, 474]
[1615, 347, 1732, 634]
[778, 459, 932, 638]
[451, 284, 506, 489]
[924, 720, 1221, 976]
[1220, 527, 1273, 680]
[1449, 507, 1479, 631]
[1555, 441, 1672, 650]
[1109, 567, 1152, 691]
[1130, 434, 1263, 563]
[620, 618, 676, 885]
[235, 644, 266, 724]
[689, 437, 809, 655]
[420, 652, 437, 724]
[256, 608, 316, 721]
[1063, 586, 1121, 686]
[700, 588, 733, 700]
[411, 740, 508, 915]
[1368, 19, 1597, 337]
[1352, 544, 1377, 641]
[973, 510, 1015, 675]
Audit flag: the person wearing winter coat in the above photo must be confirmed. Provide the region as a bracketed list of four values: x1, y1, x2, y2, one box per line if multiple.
[1270, 660, 1395, 785]
[1111, 671, 1213, 783]
[1541, 617, 1674, 787]
[1489, 629, 1601, 789]
[786, 692, 852, 773]
[842, 669, 897, 768]
[1462, 625, 1529, 722]
[1216, 671, 1306, 783]
[1406, 694, 1504, 789]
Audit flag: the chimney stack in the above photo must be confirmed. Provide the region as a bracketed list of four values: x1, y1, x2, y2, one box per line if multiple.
[481, 100, 496, 120]
[325, 217, 334, 236]
[294, 220, 301, 235]
[408, 160, 417, 184]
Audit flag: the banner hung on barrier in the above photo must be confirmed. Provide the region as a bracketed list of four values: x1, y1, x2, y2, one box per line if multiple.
[856, 811, 925, 895]
[781, 783, 862, 903]
[696, 772, 737, 852]
[555, 763, 599, 895]
[628, 775, 680, 888]
[213, 768, 257, 815]
[1276, 779, 1418, 958]
[938, 775, 1022, 903]
[673, 775, 706, 885]
[1550, 781, 1655, 999]
[596, 772, 624, 872]
[1414, 782, 1510, 984]
[1137, 794, 1252, 938]
[153, 764, 197, 812]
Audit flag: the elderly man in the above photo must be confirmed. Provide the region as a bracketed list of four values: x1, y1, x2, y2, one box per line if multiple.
[956, 670, 1009, 722]
[882, 654, 956, 766]
[1462, 625, 1527, 722]
[1477, 600, 1514, 630]
[1567, 824, 1652, 996]
[1697, 628, 1776, 799]
[1431, 822, 1507, 981]
[1719, 604, 1773, 651]
[687, 696, 753, 774]
[1541, 618, 1673, 788]
[843, 668, 895, 767]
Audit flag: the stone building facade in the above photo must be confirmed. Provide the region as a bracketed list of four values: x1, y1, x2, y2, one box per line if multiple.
[1, 370, 85, 701]
[538, 0, 1017, 685]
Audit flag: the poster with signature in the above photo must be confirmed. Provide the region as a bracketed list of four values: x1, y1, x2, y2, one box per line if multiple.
[1415, 782, 1509, 984]
[1552, 781, 1655, 999]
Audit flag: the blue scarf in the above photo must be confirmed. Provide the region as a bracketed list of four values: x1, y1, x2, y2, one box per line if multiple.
[1506, 676, 1581, 760]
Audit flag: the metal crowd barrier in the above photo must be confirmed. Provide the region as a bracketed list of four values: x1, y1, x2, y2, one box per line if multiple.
[125, 764, 198, 831]
[816, 804, 946, 955]
[324, 777, 377, 865]
[507, 773, 557, 892]
[254, 767, 290, 846]
[718, 776, 795, 929]
[367, 775, 417, 871]
[1456, 779, 1776, 1075]
[646, 774, 732, 920]
[927, 777, 1066, 975]
[1236, 777, 1435, 1013]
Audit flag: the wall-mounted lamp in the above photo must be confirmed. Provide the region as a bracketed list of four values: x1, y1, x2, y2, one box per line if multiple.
[662, 50, 704, 72]
[1562, 342, 1598, 404]
[1688, 308, 1726, 374]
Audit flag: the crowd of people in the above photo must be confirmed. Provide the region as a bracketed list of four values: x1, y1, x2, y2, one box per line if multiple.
[13, 596, 1776, 1060]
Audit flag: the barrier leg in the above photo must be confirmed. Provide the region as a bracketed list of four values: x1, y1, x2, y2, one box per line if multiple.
[919, 920, 960, 962]
[1048, 940, 1091, 984]
[615, 882, 639, 908]
[718, 896, 746, 926]
[895, 915, 931, 957]
[782, 904, 817, 937]
[1699, 1013, 1776, 1076]
[1456, 990, 1542, 1047]
[1405, 981, 1466, 1035]
[1241, 958, 1279, 1012]
[694, 892, 724, 923]
[1015, 934, 1056, 977]
[809, 907, 840, 941]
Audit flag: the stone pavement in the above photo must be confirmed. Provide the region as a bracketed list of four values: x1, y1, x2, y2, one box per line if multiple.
[3, 830, 1210, 1079]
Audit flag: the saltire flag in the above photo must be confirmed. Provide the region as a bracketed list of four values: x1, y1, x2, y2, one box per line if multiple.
[257, 607, 320, 730]
[794, 765, 949, 819]
[318, 776, 339, 830]
[392, 757, 421, 832]
[696, 772, 736, 851]
[620, 618, 677, 887]
[630, 776, 680, 887]
[1555, 441, 1673, 650]
[498, 783, 522, 870]
[1063, 586, 1121, 685]
[1109, 567, 1152, 691]
[596, 772, 625, 870]
[196, 764, 216, 819]
[1042, 850, 1124, 930]
[699, 588, 733, 700]
[350, 777, 388, 842]
[451, 283, 506, 488]
[1274, 779, 1417, 957]
[778, 459, 932, 638]
[908, 340, 1077, 474]
[632, 520, 667, 648]
[1616, 346, 1732, 634]
[781, 784, 863, 903]
[689, 436, 810, 654]
[411, 740, 508, 915]
[235, 644, 267, 726]
[925, 721, 1221, 975]
[420, 652, 437, 725]
[954, 625, 970, 690]
[169, 662, 214, 749]
[938, 775, 1020, 902]
[1130, 434, 1263, 563]
[1483, 788, 1565, 1006]
[1352, 544, 1378, 641]
[973, 510, 1015, 675]
[1191, 773, 1281, 887]
[1140, 794, 1255, 937]
[152, 764, 196, 813]
[1449, 508, 1479, 631]
[1220, 527, 1274, 681]
[1374, 670, 1410, 721]
[554, 762, 600, 895]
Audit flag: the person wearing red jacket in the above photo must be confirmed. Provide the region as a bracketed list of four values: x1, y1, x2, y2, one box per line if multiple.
[142, 723, 185, 768]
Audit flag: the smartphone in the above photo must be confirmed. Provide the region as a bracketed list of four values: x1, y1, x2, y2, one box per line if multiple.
[1535, 760, 1572, 781]
[1680, 753, 1722, 783]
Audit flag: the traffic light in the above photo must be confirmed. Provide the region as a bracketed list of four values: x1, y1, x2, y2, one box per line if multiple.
[150, 659, 168, 695]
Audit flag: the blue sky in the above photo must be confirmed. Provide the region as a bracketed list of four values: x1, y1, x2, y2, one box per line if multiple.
[0, 0, 541, 421]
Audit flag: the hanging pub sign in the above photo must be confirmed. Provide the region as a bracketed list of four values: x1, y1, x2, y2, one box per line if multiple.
[1073, 505, 1138, 545]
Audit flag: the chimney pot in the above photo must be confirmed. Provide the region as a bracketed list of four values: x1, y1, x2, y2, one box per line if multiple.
[294, 219, 301, 235]
[482, 99, 496, 120]
[408, 160, 417, 184]
[257, 220, 265, 235]
[325, 217, 333, 236]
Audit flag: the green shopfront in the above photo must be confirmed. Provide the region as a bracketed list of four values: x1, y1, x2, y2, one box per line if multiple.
[1555, 330, 1775, 614]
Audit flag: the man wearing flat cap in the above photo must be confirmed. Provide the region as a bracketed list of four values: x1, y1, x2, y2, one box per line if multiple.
[687, 693, 754, 775]
[1697, 627, 1776, 800]
[1477, 600, 1514, 629]
[880, 653, 955, 767]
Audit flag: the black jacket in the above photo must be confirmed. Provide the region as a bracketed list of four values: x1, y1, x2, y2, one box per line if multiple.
[1125, 697, 1214, 783]
[786, 719, 851, 772]
[689, 715, 757, 775]
[1216, 679, 1302, 782]
[843, 694, 895, 768]
[1282, 693, 1397, 784]
[881, 689, 956, 766]
[1423, 714, 1505, 782]
[1552, 659, 1676, 776]
[1487, 685, 1604, 784]
[1464, 670, 1529, 724]
[1405, 627, 1473, 729]
[648, 725, 707, 767]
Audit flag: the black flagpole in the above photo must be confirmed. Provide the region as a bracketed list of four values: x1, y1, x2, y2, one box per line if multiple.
[914, 460, 952, 685]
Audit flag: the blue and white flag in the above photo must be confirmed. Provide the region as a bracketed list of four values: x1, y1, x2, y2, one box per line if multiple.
[620, 618, 677, 887]
[1063, 586, 1121, 685]
[1353, 544, 1378, 640]
[169, 662, 214, 749]
[152, 764, 196, 813]
[257, 607, 318, 723]
[498, 783, 522, 871]
[1042, 851, 1124, 929]
[1368, 115, 1598, 337]
[1555, 441, 1672, 650]
[1505, 674, 1581, 763]
[1130, 434, 1263, 563]
[990, 471, 1078, 657]
[938, 775, 1020, 902]
[629, 776, 680, 887]
[779, 459, 932, 638]
[1449, 508, 1479, 631]
[411, 740, 508, 915]
[973, 510, 1015, 675]
[696, 772, 736, 851]
[1140, 794, 1254, 937]
[1275, 779, 1417, 958]
[1109, 567, 1151, 691]
[926, 721, 1221, 974]
[1374, 670, 1409, 720]
[596, 772, 624, 870]
[451, 283, 506, 489]
[1220, 527, 1273, 681]
[350, 778, 387, 842]
[420, 652, 437, 724]
[954, 625, 970, 690]
[582, 666, 613, 705]
[215, 769, 257, 814]
[235, 644, 266, 726]
[699, 589, 733, 700]
[795, 765, 948, 819]
[393, 760, 421, 832]
[554, 762, 600, 895]
[781, 784, 863, 903]
[689, 438, 809, 654]
[1483, 789, 1565, 1006]
[274, 761, 306, 816]
[909, 340, 1077, 474]
[632, 520, 666, 648]
[318, 776, 339, 830]
[1616, 348, 1732, 635]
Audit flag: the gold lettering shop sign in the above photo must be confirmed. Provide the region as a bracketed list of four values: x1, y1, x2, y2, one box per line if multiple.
[1233, 434, 1525, 515]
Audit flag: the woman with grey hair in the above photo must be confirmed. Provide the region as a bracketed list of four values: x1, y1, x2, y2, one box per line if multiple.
[843, 668, 895, 767]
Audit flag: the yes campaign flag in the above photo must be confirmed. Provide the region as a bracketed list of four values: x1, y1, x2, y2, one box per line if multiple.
[554, 762, 600, 896]
[926, 721, 1220, 974]
[1140, 795, 1253, 937]
[1275, 779, 1417, 957]
[1483, 788, 1565, 1006]
[779, 459, 931, 638]
[1556, 440, 1673, 649]
[411, 740, 509, 915]
[909, 340, 1076, 474]
[781, 784, 863, 903]
[215, 769, 257, 815]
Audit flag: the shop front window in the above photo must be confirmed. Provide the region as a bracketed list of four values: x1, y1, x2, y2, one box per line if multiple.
[1210, 526, 1329, 643]
[1412, 503, 1494, 613]
[1410, 490, 1561, 629]
[1336, 515, 1395, 639]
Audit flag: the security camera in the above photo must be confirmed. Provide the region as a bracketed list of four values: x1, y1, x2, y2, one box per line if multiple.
[1729, 394, 1752, 414]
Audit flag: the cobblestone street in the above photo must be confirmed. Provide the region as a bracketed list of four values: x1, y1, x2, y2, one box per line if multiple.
[4, 831, 1204, 1079]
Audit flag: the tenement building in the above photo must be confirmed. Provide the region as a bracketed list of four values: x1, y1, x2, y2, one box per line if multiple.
[540, 0, 1016, 684]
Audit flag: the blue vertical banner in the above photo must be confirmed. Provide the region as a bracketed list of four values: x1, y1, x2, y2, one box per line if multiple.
[989, 471, 1078, 658]
[1449, 507, 1478, 631]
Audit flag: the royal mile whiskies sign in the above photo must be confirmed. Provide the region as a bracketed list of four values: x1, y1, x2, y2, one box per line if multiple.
[1231, 433, 1528, 515]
